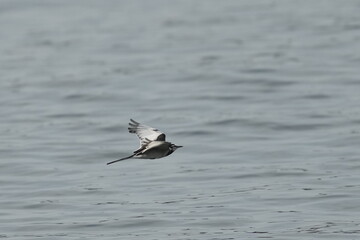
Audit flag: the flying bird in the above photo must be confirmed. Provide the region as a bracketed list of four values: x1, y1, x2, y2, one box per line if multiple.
[107, 119, 182, 165]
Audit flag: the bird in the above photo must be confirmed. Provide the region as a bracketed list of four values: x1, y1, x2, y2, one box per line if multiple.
[107, 119, 183, 165]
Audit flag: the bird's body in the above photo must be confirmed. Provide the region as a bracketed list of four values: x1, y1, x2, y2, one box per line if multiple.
[107, 119, 182, 165]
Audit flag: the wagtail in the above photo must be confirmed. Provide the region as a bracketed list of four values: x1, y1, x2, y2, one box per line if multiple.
[107, 119, 182, 165]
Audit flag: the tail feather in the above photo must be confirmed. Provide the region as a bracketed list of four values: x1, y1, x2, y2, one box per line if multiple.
[107, 154, 135, 165]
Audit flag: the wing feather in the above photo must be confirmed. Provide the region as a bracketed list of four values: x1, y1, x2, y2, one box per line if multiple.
[128, 119, 166, 149]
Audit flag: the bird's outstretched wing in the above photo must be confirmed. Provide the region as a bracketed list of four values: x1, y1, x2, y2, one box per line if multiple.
[128, 119, 166, 150]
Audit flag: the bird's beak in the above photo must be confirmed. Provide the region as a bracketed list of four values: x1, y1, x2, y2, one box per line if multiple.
[176, 145, 183, 148]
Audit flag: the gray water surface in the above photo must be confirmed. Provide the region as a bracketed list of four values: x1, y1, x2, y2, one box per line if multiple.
[2, 0, 360, 239]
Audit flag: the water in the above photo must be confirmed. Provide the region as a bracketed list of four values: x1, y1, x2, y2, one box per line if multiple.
[1, 0, 360, 239]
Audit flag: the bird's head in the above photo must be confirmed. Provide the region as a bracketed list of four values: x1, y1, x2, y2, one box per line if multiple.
[170, 143, 183, 152]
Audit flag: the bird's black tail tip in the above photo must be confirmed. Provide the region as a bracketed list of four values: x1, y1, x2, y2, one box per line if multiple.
[106, 154, 135, 165]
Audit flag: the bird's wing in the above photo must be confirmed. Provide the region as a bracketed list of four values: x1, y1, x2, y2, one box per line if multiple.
[128, 119, 166, 149]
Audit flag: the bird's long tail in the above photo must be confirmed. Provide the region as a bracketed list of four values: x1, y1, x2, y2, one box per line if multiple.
[107, 154, 136, 165]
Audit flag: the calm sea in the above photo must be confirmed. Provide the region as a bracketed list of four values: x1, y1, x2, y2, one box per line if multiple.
[1, 0, 360, 239]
